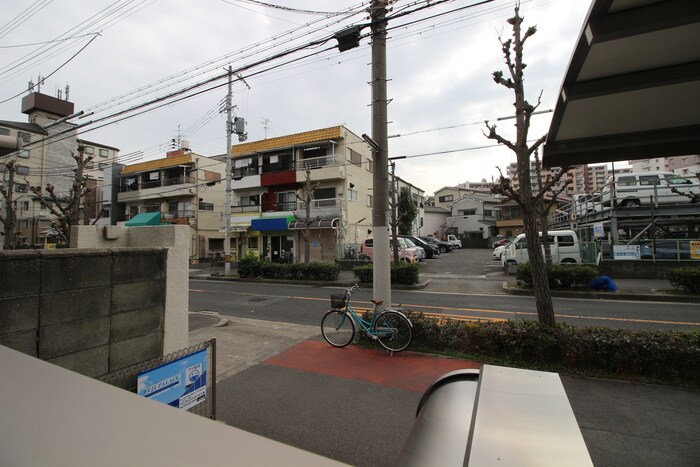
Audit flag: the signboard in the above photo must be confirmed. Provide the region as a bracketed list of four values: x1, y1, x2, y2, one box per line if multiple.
[613, 245, 640, 260]
[692, 241, 700, 259]
[137, 349, 207, 410]
[593, 223, 605, 239]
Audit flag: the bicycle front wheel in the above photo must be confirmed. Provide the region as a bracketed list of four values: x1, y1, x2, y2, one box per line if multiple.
[373, 311, 412, 352]
[321, 309, 355, 347]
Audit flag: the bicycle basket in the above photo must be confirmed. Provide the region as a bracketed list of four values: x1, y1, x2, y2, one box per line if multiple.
[330, 294, 347, 309]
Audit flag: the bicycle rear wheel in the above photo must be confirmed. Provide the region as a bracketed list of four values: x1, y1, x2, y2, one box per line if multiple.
[373, 311, 412, 352]
[321, 309, 355, 347]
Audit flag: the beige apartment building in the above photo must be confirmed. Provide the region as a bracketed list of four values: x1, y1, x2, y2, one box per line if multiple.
[117, 149, 226, 260]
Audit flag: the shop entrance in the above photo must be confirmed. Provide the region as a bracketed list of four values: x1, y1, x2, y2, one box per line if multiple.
[265, 235, 294, 263]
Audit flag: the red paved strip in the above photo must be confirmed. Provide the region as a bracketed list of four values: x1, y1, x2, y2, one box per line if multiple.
[264, 340, 481, 393]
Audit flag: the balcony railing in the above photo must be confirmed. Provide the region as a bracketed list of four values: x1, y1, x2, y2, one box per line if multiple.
[232, 166, 259, 179]
[261, 201, 297, 212]
[296, 154, 341, 171]
[231, 204, 261, 213]
[162, 210, 194, 219]
[120, 175, 195, 192]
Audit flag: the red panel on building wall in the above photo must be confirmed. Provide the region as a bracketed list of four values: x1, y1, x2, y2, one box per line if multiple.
[261, 170, 296, 186]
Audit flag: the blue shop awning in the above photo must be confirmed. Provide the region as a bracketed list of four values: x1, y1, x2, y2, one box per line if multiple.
[251, 215, 295, 232]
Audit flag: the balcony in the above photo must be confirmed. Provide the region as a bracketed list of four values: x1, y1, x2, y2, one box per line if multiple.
[118, 175, 196, 202]
[231, 204, 261, 214]
[295, 154, 343, 181]
[295, 198, 342, 219]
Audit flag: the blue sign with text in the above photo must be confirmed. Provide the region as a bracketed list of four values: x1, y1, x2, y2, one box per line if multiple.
[137, 349, 207, 410]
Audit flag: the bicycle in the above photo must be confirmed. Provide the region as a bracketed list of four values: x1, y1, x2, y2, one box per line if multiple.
[321, 284, 412, 353]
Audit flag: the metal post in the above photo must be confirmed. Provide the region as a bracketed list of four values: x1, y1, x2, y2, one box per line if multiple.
[224, 67, 233, 276]
[370, 0, 391, 306]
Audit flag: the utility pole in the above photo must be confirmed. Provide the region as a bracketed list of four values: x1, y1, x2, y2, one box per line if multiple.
[370, 0, 391, 306]
[224, 66, 233, 276]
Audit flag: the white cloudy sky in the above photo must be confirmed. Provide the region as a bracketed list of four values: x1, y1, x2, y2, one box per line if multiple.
[0, 0, 592, 195]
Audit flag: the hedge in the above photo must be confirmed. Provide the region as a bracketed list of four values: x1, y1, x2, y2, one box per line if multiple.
[516, 263, 599, 289]
[237, 254, 340, 281]
[666, 267, 700, 294]
[396, 313, 700, 386]
[353, 262, 420, 285]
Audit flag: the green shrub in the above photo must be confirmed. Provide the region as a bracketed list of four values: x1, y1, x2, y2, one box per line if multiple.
[667, 267, 700, 294]
[237, 253, 263, 278]
[400, 313, 700, 386]
[353, 262, 420, 285]
[516, 263, 598, 289]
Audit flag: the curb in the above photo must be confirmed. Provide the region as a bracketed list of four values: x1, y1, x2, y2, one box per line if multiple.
[502, 285, 698, 303]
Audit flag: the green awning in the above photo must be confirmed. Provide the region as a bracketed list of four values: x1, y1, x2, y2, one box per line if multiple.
[125, 212, 163, 226]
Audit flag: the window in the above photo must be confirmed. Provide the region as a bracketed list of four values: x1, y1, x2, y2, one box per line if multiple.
[199, 202, 214, 211]
[84, 146, 95, 155]
[16, 165, 30, 176]
[347, 188, 358, 201]
[366, 158, 372, 172]
[99, 148, 109, 158]
[247, 237, 259, 249]
[20, 201, 29, 212]
[618, 176, 635, 186]
[557, 235, 575, 247]
[85, 161, 95, 169]
[277, 191, 296, 210]
[314, 187, 335, 199]
[15, 183, 28, 193]
[241, 194, 259, 206]
[460, 208, 476, 216]
[0, 128, 9, 136]
[438, 195, 453, 203]
[639, 175, 659, 186]
[348, 148, 362, 167]
[18, 149, 29, 158]
[98, 162, 108, 170]
[18, 132, 31, 143]
[367, 194, 373, 207]
[484, 209, 494, 217]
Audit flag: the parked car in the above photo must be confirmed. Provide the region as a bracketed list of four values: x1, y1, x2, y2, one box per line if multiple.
[400, 235, 440, 259]
[359, 236, 420, 263]
[491, 236, 514, 249]
[447, 235, 462, 249]
[420, 235, 454, 253]
[404, 237, 425, 261]
[640, 240, 692, 260]
[601, 171, 695, 207]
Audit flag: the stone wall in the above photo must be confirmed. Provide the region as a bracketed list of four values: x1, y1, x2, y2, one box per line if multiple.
[0, 248, 166, 378]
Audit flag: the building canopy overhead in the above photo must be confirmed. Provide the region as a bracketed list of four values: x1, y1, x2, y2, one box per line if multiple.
[543, 0, 700, 168]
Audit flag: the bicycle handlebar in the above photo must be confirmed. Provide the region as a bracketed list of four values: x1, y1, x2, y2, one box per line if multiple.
[346, 284, 360, 296]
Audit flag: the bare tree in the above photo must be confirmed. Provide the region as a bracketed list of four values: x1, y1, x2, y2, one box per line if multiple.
[533, 149, 572, 264]
[0, 160, 18, 249]
[28, 145, 93, 245]
[295, 168, 319, 263]
[485, 4, 570, 327]
[671, 173, 700, 203]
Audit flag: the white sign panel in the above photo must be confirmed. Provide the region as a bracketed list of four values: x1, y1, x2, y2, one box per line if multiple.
[593, 223, 605, 239]
[613, 245, 640, 260]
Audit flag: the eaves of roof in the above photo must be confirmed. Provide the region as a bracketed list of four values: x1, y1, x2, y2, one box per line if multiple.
[232, 126, 343, 155]
[0, 120, 48, 135]
[120, 154, 193, 175]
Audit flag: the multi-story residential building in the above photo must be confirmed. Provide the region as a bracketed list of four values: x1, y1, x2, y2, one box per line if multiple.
[393, 176, 425, 236]
[506, 161, 572, 196]
[117, 148, 225, 260]
[0, 92, 118, 247]
[225, 126, 379, 263]
[631, 155, 700, 178]
[454, 179, 492, 193]
[445, 192, 501, 240]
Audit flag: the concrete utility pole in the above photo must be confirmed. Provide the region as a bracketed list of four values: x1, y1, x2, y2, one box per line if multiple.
[370, 0, 391, 306]
[224, 66, 233, 276]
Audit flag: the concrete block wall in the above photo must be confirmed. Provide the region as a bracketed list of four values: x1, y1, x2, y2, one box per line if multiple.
[0, 248, 166, 378]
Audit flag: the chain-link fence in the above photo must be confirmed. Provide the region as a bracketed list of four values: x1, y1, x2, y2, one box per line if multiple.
[99, 338, 217, 419]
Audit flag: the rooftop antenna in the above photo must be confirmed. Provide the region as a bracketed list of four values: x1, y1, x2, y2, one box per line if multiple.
[65, 84, 70, 101]
[36, 74, 44, 93]
[261, 117, 271, 139]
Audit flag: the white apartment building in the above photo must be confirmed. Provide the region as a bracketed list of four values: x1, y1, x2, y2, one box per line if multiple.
[0, 92, 118, 248]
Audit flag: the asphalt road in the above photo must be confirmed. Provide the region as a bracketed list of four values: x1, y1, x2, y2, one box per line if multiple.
[189, 249, 700, 331]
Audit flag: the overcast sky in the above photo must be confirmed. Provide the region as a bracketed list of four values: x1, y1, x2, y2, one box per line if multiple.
[1, 0, 593, 195]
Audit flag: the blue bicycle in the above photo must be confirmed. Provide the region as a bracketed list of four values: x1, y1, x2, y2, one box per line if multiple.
[321, 285, 412, 352]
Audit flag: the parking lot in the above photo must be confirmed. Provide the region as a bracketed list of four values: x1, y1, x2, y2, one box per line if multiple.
[417, 246, 506, 279]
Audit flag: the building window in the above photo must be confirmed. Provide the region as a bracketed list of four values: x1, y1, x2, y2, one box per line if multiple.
[366, 158, 373, 172]
[17, 132, 31, 143]
[16, 165, 30, 176]
[348, 148, 362, 167]
[247, 237, 259, 249]
[0, 128, 9, 136]
[277, 191, 296, 211]
[460, 208, 476, 216]
[15, 183, 28, 193]
[18, 149, 29, 158]
[199, 202, 214, 211]
[85, 161, 95, 169]
[347, 188, 358, 201]
[20, 201, 29, 212]
[84, 146, 95, 155]
[438, 195, 453, 203]
[367, 194, 373, 207]
[98, 162, 108, 170]
[99, 148, 109, 158]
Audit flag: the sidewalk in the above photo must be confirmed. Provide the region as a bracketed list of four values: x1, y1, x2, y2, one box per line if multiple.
[189, 313, 700, 466]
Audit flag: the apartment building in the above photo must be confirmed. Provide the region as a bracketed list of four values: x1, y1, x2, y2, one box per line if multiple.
[117, 149, 225, 260]
[0, 92, 118, 247]
[394, 176, 425, 236]
[631, 155, 700, 178]
[225, 126, 380, 263]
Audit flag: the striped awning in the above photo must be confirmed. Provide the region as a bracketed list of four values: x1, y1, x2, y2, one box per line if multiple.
[288, 218, 339, 230]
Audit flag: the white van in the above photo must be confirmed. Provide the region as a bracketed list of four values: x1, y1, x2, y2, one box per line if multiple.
[502, 230, 581, 269]
[601, 171, 694, 207]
